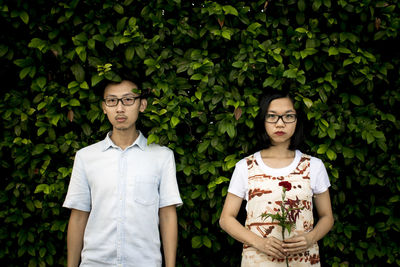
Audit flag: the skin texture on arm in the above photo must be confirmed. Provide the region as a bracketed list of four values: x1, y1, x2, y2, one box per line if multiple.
[67, 209, 89, 267]
[283, 189, 334, 255]
[159, 205, 178, 267]
[219, 193, 286, 259]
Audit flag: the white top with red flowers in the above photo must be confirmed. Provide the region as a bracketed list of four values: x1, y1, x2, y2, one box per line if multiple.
[228, 150, 330, 205]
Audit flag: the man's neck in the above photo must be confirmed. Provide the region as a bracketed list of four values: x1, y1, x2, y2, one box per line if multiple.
[110, 128, 139, 150]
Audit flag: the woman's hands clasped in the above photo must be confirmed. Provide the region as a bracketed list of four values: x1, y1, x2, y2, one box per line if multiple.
[282, 233, 314, 255]
[254, 236, 286, 259]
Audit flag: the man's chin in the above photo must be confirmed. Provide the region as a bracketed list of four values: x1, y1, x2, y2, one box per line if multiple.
[115, 127, 129, 131]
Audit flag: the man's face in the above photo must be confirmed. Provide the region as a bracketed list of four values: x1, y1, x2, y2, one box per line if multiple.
[102, 80, 147, 132]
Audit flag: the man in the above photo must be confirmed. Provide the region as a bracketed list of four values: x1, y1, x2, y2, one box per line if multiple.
[63, 79, 182, 267]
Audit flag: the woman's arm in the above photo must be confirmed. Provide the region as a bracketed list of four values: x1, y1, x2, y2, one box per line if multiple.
[282, 189, 334, 254]
[159, 205, 178, 267]
[219, 193, 286, 259]
[67, 209, 89, 267]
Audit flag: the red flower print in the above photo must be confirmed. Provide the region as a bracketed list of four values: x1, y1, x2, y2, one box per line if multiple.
[278, 181, 292, 191]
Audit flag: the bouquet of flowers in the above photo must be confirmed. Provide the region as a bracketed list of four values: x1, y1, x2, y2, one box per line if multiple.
[261, 181, 304, 267]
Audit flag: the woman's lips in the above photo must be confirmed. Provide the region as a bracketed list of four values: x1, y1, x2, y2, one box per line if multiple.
[274, 131, 285, 136]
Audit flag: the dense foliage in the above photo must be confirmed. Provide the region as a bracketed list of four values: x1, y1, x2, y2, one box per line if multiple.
[1, 0, 399, 266]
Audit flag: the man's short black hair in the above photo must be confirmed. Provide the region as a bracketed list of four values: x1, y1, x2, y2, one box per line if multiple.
[255, 90, 304, 150]
[99, 78, 150, 99]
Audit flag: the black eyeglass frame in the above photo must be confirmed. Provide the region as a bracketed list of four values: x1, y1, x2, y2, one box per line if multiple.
[265, 114, 298, 124]
[103, 96, 141, 107]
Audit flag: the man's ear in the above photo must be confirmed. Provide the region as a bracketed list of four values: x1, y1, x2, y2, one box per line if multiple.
[139, 99, 147, 112]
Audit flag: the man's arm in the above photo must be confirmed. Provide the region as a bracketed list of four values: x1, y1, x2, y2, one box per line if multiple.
[159, 205, 178, 267]
[67, 209, 89, 267]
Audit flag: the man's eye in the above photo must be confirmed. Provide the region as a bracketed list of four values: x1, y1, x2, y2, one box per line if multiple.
[107, 99, 117, 103]
[124, 98, 134, 102]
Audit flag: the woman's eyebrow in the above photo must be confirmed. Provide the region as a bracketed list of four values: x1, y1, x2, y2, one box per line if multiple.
[267, 109, 296, 113]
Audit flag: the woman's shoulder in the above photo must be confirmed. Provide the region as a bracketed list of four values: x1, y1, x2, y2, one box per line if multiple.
[235, 152, 259, 168]
[297, 150, 326, 170]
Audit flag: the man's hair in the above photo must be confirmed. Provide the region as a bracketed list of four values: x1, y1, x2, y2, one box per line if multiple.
[254, 90, 304, 150]
[100, 79, 150, 99]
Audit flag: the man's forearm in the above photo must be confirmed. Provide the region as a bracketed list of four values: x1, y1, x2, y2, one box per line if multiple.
[160, 205, 178, 267]
[67, 209, 89, 267]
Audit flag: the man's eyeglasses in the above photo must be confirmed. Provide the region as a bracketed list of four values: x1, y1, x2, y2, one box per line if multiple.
[265, 114, 297, 123]
[103, 96, 140, 107]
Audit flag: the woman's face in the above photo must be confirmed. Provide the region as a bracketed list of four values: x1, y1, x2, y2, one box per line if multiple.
[264, 97, 297, 147]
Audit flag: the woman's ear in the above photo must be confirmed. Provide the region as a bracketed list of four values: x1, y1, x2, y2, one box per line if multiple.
[102, 102, 107, 114]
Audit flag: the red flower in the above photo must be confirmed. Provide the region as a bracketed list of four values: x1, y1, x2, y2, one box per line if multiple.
[278, 181, 292, 191]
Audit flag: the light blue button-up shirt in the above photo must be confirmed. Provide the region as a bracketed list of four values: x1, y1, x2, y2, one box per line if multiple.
[63, 132, 183, 267]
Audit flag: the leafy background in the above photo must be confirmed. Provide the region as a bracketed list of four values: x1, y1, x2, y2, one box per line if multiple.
[1, 0, 399, 266]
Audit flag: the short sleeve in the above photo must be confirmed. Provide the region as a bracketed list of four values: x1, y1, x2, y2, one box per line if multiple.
[63, 152, 91, 212]
[227, 159, 248, 200]
[159, 150, 183, 208]
[310, 157, 331, 195]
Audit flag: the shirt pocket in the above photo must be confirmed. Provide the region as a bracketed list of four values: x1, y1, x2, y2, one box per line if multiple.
[133, 175, 159, 206]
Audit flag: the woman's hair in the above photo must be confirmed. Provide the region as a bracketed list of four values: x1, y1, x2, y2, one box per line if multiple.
[255, 90, 304, 150]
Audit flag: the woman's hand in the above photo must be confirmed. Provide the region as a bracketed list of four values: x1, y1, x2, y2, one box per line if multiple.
[282, 233, 314, 255]
[254, 236, 287, 259]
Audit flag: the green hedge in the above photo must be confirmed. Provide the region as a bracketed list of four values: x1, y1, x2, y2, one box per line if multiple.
[1, 0, 399, 266]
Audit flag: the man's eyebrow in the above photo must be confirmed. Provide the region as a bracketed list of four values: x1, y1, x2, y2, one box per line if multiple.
[104, 93, 136, 97]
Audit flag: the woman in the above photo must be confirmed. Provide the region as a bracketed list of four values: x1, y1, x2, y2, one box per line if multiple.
[219, 90, 334, 266]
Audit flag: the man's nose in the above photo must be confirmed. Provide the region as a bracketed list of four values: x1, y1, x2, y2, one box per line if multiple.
[116, 100, 125, 111]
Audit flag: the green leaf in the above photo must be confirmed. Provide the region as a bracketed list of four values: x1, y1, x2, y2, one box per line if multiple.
[366, 226, 375, 238]
[125, 47, 135, 61]
[71, 64, 85, 82]
[326, 149, 336, 160]
[135, 45, 146, 59]
[263, 76, 275, 87]
[91, 74, 104, 87]
[69, 99, 80, 106]
[147, 134, 159, 144]
[20, 11, 29, 24]
[388, 195, 400, 203]
[20, 67, 32, 79]
[198, 140, 210, 153]
[37, 77, 47, 89]
[114, 4, 124, 14]
[191, 74, 203, 80]
[328, 47, 339, 56]
[203, 236, 212, 248]
[222, 5, 238, 16]
[170, 116, 180, 128]
[232, 61, 244, 68]
[34, 184, 50, 194]
[350, 95, 363, 105]
[303, 97, 313, 108]
[191, 236, 202, 248]
[221, 30, 231, 40]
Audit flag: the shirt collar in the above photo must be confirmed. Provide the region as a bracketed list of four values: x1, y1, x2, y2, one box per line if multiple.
[102, 131, 147, 151]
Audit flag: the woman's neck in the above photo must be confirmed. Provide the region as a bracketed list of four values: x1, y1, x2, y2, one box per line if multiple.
[260, 145, 296, 168]
[262, 143, 294, 158]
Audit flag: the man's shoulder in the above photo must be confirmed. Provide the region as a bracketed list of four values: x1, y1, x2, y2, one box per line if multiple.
[76, 139, 106, 155]
[146, 143, 173, 155]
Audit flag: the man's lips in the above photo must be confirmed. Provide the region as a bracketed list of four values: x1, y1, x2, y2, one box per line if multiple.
[115, 116, 127, 122]
[274, 131, 285, 136]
